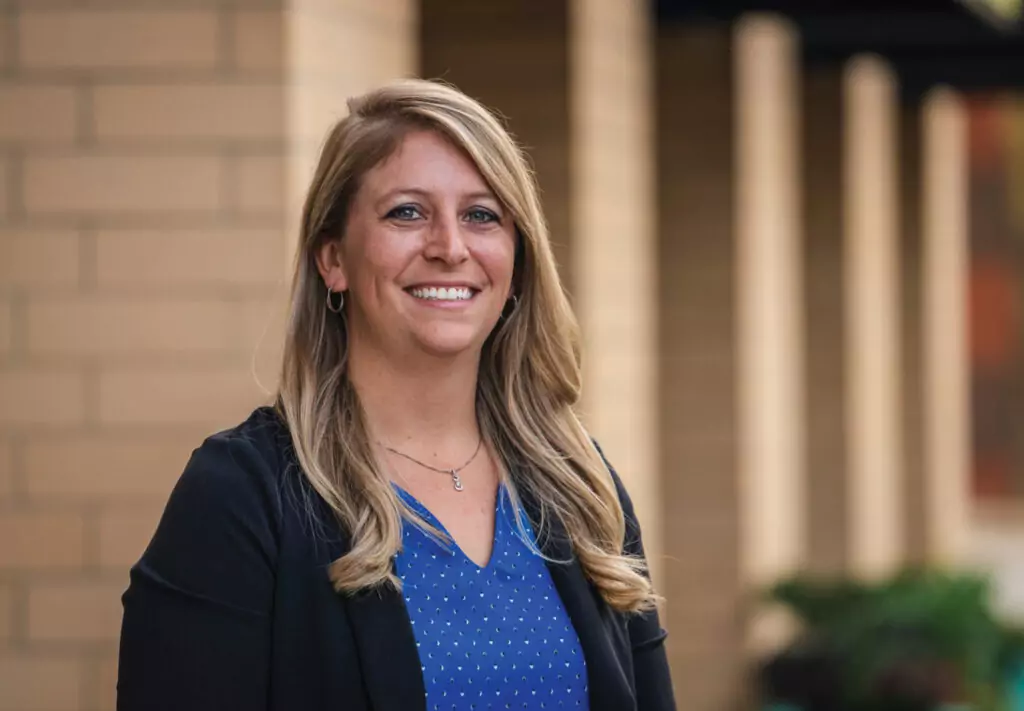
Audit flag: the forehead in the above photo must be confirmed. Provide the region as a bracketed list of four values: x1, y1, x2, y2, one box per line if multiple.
[361, 129, 494, 196]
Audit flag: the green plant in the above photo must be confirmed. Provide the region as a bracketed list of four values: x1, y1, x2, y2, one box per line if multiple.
[762, 569, 1024, 711]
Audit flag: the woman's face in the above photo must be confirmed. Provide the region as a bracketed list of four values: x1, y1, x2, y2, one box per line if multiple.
[318, 129, 517, 361]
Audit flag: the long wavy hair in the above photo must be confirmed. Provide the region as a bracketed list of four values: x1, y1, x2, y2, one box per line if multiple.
[276, 78, 654, 613]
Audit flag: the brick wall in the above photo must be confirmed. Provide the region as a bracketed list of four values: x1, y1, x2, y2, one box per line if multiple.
[0, 1, 413, 708]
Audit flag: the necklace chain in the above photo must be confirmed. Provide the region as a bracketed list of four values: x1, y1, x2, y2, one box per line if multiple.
[382, 435, 483, 492]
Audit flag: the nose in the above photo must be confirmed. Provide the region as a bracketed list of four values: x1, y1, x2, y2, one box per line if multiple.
[424, 213, 470, 265]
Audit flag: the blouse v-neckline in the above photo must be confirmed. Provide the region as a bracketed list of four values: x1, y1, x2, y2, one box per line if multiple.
[393, 483, 509, 572]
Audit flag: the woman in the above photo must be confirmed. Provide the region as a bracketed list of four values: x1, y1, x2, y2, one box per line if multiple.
[118, 79, 675, 711]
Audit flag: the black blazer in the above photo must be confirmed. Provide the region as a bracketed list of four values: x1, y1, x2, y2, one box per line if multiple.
[117, 407, 676, 711]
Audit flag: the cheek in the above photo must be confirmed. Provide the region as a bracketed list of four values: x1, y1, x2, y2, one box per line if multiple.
[477, 238, 517, 287]
[346, 232, 417, 285]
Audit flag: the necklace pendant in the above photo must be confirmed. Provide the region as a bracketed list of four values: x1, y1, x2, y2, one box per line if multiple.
[450, 469, 464, 492]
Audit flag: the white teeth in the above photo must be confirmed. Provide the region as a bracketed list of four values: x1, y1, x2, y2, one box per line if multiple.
[410, 286, 474, 301]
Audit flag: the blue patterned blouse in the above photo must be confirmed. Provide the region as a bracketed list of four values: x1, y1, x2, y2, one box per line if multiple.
[393, 484, 590, 711]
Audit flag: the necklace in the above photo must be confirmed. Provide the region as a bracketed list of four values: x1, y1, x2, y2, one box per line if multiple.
[382, 435, 483, 492]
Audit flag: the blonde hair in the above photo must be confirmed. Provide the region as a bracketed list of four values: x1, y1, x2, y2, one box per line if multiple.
[276, 79, 655, 613]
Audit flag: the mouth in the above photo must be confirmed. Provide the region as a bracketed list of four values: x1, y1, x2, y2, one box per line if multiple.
[405, 285, 478, 303]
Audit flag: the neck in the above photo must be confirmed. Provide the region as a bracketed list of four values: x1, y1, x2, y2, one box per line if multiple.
[347, 342, 482, 455]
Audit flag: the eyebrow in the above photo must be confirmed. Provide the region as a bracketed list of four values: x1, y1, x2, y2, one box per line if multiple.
[378, 187, 500, 203]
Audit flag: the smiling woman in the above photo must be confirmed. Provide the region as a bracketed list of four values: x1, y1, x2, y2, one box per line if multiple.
[116, 79, 675, 711]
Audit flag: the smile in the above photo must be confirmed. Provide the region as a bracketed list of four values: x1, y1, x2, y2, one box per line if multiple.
[407, 286, 476, 302]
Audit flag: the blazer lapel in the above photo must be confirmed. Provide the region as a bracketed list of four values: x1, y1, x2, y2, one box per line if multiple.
[530, 503, 637, 711]
[345, 583, 426, 711]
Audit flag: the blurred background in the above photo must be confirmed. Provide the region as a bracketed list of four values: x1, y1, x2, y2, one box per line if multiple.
[0, 0, 1022, 708]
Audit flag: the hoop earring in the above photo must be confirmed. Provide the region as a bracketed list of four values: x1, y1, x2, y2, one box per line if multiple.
[326, 286, 344, 314]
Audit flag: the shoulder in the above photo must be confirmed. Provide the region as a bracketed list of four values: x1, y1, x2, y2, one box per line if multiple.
[133, 406, 292, 614]
[197, 405, 292, 468]
[175, 406, 291, 505]
[155, 407, 294, 554]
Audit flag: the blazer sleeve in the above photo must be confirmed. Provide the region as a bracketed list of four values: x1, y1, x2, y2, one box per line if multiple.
[595, 442, 677, 711]
[117, 433, 280, 711]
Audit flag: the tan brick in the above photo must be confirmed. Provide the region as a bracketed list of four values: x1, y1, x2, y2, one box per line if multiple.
[0, 157, 8, 219]
[27, 298, 243, 355]
[0, 230, 80, 287]
[24, 155, 222, 214]
[234, 10, 283, 70]
[87, 654, 119, 711]
[97, 508, 163, 568]
[0, 440, 12, 501]
[240, 297, 286, 391]
[0, 300, 10, 356]
[18, 11, 218, 69]
[94, 84, 283, 141]
[236, 155, 284, 213]
[0, 655, 81, 711]
[0, 511, 85, 570]
[96, 227, 284, 287]
[0, 85, 77, 142]
[28, 581, 124, 643]
[0, 585, 12, 646]
[289, 9, 411, 75]
[25, 437, 192, 501]
[99, 369, 268, 427]
[0, 16, 8, 72]
[238, 295, 286, 348]
[287, 88, 350, 145]
[0, 370, 85, 426]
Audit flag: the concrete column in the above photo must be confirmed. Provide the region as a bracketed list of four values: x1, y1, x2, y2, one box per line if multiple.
[734, 15, 805, 645]
[569, 0, 659, 581]
[843, 55, 904, 577]
[921, 88, 970, 564]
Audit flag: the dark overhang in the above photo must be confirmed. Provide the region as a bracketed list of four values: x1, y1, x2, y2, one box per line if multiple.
[656, 0, 1024, 99]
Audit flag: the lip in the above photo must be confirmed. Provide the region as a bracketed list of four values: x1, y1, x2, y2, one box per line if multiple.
[404, 281, 481, 290]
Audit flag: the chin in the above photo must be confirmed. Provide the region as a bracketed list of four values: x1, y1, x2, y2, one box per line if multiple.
[414, 337, 481, 359]
[411, 324, 491, 359]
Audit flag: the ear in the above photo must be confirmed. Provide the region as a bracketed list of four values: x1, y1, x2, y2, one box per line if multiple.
[315, 237, 348, 292]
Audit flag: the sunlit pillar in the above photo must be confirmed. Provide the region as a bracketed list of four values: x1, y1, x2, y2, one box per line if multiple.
[734, 14, 805, 647]
[844, 55, 903, 576]
[921, 87, 970, 564]
[570, 0, 660, 583]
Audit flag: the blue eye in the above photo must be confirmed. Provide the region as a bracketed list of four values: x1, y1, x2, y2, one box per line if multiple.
[386, 204, 423, 221]
[466, 208, 499, 224]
